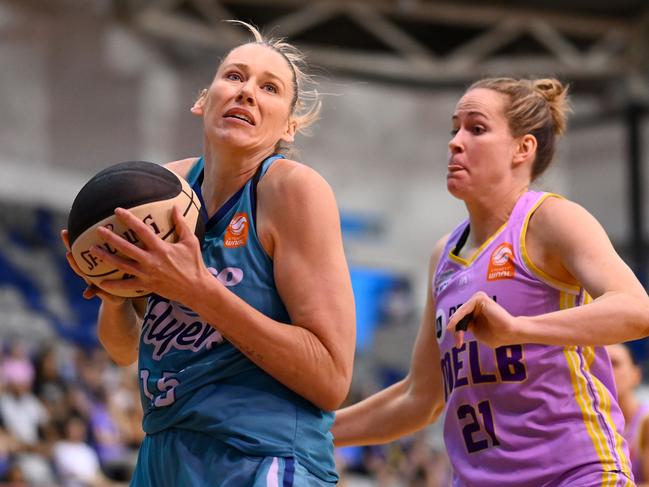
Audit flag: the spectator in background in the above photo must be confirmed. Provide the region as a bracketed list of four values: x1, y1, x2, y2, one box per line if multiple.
[52, 414, 109, 487]
[0, 343, 55, 485]
[0, 413, 20, 481]
[33, 346, 71, 437]
[0, 338, 144, 485]
[89, 388, 136, 482]
[109, 366, 144, 450]
[607, 343, 649, 486]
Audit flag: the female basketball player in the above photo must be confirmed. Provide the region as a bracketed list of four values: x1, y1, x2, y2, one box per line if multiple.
[608, 343, 649, 486]
[62, 22, 355, 486]
[332, 78, 649, 486]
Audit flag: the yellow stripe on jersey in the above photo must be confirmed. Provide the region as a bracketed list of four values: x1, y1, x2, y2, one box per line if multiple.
[582, 346, 632, 478]
[448, 221, 508, 266]
[582, 293, 597, 369]
[561, 291, 622, 486]
[520, 193, 582, 294]
[564, 346, 617, 485]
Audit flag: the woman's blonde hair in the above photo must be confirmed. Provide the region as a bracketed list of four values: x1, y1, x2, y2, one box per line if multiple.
[468, 77, 571, 180]
[203, 20, 321, 155]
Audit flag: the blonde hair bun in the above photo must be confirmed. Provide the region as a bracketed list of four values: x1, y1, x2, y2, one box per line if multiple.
[532, 78, 569, 136]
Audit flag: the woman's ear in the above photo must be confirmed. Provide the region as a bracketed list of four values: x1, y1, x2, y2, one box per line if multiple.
[280, 118, 298, 144]
[513, 134, 537, 166]
[191, 89, 208, 116]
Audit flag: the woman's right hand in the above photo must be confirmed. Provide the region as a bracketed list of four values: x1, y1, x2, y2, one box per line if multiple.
[60, 229, 127, 305]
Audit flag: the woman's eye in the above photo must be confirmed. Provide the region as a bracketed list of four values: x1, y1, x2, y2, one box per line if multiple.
[263, 83, 278, 93]
[226, 72, 242, 81]
[472, 126, 485, 135]
[450, 128, 459, 136]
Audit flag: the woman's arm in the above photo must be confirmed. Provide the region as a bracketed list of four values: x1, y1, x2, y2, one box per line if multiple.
[96, 298, 145, 366]
[332, 237, 448, 446]
[89, 161, 356, 411]
[60, 230, 145, 366]
[448, 197, 649, 347]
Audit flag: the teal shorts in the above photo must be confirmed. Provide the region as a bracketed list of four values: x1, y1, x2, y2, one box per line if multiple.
[129, 429, 335, 487]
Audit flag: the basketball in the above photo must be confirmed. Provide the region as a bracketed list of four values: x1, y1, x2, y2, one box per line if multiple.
[67, 161, 205, 298]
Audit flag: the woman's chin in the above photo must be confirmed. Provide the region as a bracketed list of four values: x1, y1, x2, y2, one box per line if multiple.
[446, 180, 467, 199]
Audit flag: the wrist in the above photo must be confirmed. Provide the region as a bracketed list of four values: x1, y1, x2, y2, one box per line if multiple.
[100, 296, 131, 312]
[178, 267, 220, 311]
[512, 315, 536, 344]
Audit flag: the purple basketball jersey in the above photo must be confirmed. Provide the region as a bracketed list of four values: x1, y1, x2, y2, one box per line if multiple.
[433, 191, 633, 486]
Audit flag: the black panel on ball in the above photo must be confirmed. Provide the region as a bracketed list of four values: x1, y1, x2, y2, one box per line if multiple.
[194, 210, 206, 247]
[67, 161, 181, 245]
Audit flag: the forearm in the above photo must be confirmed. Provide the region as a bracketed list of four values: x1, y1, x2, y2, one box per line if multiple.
[97, 300, 141, 366]
[519, 291, 649, 346]
[186, 276, 351, 411]
[333, 378, 442, 447]
[184, 274, 353, 410]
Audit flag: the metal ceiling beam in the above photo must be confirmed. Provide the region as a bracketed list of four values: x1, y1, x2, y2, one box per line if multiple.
[117, 0, 649, 90]
[217, 0, 630, 36]
[265, 3, 341, 37]
[344, 3, 434, 60]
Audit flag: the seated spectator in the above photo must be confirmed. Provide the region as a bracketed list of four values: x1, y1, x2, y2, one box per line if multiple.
[0, 350, 55, 485]
[89, 388, 136, 482]
[53, 415, 109, 487]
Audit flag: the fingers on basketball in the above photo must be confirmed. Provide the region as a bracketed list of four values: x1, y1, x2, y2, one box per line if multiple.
[67, 161, 203, 298]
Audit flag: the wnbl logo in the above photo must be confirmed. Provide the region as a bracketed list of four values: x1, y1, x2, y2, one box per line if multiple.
[141, 266, 244, 360]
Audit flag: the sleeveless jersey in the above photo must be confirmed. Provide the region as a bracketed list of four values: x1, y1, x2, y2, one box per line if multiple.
[625, 403, 649, 483]
[433, 191, 633, 487]
[137, 155, 337, 482]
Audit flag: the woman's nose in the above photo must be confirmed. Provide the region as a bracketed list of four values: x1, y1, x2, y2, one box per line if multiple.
[449, 133, 463, 153]
[236, 80, 255, 105]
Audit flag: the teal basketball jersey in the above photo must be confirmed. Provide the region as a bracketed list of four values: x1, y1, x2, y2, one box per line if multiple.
[137, 154, 337, 482]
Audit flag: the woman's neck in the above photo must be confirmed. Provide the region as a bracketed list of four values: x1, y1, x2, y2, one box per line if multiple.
[464, 185, 527, 249]
[200, 142, 275, 216]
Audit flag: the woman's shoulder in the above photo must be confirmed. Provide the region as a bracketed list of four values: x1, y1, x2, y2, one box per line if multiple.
[531, 194, 594, 230]
[262, 158, 332, 196]
[528, 193, 606, 256]
[163, 157, 201, 180]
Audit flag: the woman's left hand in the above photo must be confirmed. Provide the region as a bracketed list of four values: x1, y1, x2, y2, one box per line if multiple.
[91, 206, 209, 304]
[447, 291, 521, 349]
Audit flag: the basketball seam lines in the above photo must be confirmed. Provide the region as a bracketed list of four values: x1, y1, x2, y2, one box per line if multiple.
[160, 188, 197, 241]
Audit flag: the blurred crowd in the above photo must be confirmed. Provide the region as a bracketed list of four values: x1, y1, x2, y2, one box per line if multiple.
[0, 336, 452, 487]
[0, 339, 141, 487]
[0, 203, 454, 486]
[336, 428, 452, 487]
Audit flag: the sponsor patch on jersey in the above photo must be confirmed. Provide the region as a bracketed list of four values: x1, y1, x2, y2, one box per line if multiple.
[458, 273, 469, 289]
[487, 242, 515, 281]
[224, 212, 249, 248]
[434, 268, 456, 296]
[435, 308, 446, 342]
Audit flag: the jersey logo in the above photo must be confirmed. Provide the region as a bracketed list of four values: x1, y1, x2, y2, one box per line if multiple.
[435, 308, 446, 342]
[487, 242, 515, 281]
[142, 299, 225, 360]
[434, 268, 455, 296]
[224, 212, 249, 248]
